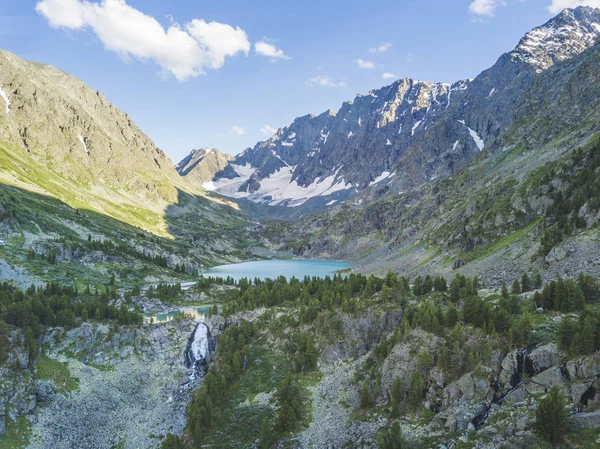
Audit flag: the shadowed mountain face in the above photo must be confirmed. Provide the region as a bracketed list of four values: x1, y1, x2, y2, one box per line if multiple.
[191, 7, 600, 214]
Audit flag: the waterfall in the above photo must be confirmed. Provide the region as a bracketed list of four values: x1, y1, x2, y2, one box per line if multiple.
[188, 322, 209, 381]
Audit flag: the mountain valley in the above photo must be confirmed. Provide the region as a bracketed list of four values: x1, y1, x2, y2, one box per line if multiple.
[2, 5, 600, 449]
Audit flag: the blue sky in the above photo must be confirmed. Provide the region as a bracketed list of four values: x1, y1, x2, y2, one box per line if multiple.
[0, 0, 595, 160]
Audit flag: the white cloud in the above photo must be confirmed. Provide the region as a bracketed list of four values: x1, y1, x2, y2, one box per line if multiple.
[232, 126, 247, 135]
[35, 0, 251, 81]
[368, 43, 392, 53]
[548, 0, 600, 13]
[382, 72, 397, 80]
[260, 125, 277, 135]
[354, 58, 376, 69]
[255, 40, 290, 60]
[468, 0, 507, 16]
[305, 75, 346, 88]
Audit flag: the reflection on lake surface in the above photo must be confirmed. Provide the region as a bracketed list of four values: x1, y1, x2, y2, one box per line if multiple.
[203, 259, 350, 281]
[145, 306, 211, 324]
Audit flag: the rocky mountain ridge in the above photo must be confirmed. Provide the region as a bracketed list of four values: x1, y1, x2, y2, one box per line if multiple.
[192, 6, 600, 214]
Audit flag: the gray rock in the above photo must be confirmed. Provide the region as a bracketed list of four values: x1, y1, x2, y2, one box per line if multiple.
[35, 380, 59, 403]
[525, 366, 565, 394]
[571, 382, 592, 403]
[499, 350, 520, 388]
[379, 329, 441, 399]
[502, 388, 525, 404]
[529, 343, 565, 374]
[570, 409, 600, 429]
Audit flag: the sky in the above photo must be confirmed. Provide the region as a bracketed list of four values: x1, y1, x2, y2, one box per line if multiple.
[0, 0, 598, 161]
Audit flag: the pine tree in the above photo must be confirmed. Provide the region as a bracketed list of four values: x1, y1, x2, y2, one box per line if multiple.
[160, 434, 183, 449]
[359, 383, 373, 409]
[408, 372, 424, 410]
[512, 280, 521, 294]
[390, 377, 404, 418]
[535, 387, 567, 444]
[377, 422, 407, 449]
[422, 275, 433, 294]
[521, 273, 531, 292]
[581, 316, 595, 355]
[413, 276, 423, 296]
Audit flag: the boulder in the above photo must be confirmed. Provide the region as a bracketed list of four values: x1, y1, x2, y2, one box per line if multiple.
[498, 350, 520, 388]
[571, 382, 593, 404]
[442, 372, 493, 408]
[565, 354, 600, 381]
[502, 388, 525, 404]
[569, 409, 600, 429]
[438, 405, 476, 432]
[525, 366, 565, 394]
[529, 343, 565, 374]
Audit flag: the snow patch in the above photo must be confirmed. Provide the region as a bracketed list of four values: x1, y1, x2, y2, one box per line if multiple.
[458, 120, 484, 151]
[369, 171, 392, 186]
[79, 135, 89, 155]
[0, 86, 10, 114]
[412, 119, 423, 136]
[205, 163, 257, 196]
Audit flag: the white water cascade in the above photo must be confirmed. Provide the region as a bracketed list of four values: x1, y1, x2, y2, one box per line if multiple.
[188, 322, 209, 381]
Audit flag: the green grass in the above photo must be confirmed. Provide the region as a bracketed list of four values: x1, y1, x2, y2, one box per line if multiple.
[565, 428, 600, 448]
[0, 415, 31, 449]
[462, 218, 541, 263]
[35, 355, 79, 394]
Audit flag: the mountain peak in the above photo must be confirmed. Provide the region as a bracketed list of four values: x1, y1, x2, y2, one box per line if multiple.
[510, 6, 600, 72]
[176, 147, 233, 186]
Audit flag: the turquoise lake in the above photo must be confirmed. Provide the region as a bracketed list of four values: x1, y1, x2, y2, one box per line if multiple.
[203, 259, 350, 281]
[145, 306, 212, 324]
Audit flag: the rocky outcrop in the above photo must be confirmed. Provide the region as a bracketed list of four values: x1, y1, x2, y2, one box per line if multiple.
[380, 329, 441, 399]
[177, 148, 233, 186]
[441, 371, 494, 409]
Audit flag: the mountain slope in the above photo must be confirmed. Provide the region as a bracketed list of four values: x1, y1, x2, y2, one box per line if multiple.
[0, 49, 182, 204]
[176, 148, 233, 186]
[198, 6, 600, 214]
[0, 50, 258, 286]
